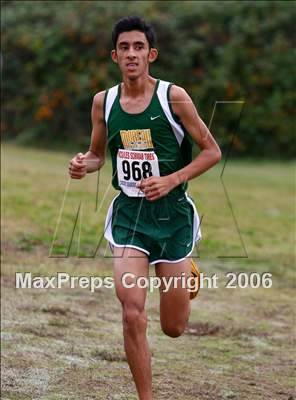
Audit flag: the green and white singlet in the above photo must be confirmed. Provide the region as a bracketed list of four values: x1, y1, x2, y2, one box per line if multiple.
[103, 79, 201, 264]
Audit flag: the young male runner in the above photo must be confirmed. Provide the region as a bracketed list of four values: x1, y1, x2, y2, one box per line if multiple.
[69, 16, 221, 400]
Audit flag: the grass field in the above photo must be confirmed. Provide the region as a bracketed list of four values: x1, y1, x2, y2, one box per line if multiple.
[1, 144, 295, 400]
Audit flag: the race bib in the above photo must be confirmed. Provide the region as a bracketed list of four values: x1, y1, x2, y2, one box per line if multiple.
[117, 149, 160, 197]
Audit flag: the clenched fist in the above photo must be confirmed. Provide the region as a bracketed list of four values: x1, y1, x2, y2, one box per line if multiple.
[69, 153, 87, 179]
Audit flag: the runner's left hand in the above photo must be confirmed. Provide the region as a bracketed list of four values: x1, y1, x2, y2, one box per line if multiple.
[136, 175, 178, 201]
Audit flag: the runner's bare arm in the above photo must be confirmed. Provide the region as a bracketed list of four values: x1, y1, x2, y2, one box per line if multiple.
[87, 91, 107, 171]
[137, 85, 221, 201]
[169, 85, 221, 184]
[69, 91, 107, 179]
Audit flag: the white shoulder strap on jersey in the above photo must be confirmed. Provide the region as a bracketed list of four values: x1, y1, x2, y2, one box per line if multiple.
[156, 80, 185, 146]
[104, 84, 119, 125]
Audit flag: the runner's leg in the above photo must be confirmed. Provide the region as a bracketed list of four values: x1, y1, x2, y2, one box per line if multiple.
[113, 246, 153, 400]
[155, 258, 191, 337]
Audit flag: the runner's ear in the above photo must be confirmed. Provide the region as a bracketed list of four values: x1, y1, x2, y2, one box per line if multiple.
[111, 49, 118, 63]
[148, 48, 158, 64]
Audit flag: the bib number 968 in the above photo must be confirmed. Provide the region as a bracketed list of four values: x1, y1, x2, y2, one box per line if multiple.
[117, 149, 160, 197]
[122, 160, 152, 181]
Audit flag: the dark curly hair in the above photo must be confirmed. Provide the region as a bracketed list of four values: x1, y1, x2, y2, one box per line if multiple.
[112, 16, 156, 49]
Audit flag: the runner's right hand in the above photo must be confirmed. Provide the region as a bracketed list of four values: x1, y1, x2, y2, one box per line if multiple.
[69, 153, 87, 179]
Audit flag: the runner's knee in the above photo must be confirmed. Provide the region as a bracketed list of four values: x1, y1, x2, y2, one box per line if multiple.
[122, 303, 147, 334]
[161, 322, 185, 338]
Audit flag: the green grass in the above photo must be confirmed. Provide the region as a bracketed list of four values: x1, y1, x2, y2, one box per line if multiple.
[1, 144, 296, 400]
[2, 144, 294, 262]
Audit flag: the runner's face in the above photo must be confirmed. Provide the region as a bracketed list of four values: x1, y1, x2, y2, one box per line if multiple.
[112, 31, 157, 79]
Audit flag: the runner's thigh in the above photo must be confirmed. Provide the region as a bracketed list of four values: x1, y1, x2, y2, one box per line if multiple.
[155, 259, 191, 320]
[113, 246, 150, 308]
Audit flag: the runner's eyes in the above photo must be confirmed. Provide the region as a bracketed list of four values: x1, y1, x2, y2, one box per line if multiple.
[119, 45, 144, 51]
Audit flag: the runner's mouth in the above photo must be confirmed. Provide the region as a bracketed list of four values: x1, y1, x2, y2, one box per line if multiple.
[126, 63, 138, 69]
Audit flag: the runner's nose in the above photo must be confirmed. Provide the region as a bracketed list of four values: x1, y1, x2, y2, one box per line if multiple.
[127, 48, 136, 59]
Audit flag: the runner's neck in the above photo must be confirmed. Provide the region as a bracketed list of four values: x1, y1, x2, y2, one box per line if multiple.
[121, 75, 157, 99]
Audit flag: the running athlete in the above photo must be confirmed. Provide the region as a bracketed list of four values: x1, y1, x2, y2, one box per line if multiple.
[69, 16, 221, 400]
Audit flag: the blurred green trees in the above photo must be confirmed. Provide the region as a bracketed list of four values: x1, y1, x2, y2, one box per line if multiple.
[2, 1, 295, 157]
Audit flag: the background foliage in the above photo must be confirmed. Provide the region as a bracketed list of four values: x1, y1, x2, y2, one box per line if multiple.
[2, 0, 295, 157]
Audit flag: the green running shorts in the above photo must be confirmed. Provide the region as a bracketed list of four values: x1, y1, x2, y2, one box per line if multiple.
[104, 191, 201, 264]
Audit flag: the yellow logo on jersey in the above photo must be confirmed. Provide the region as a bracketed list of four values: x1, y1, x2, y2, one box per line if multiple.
[120, 129, 153, 150]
